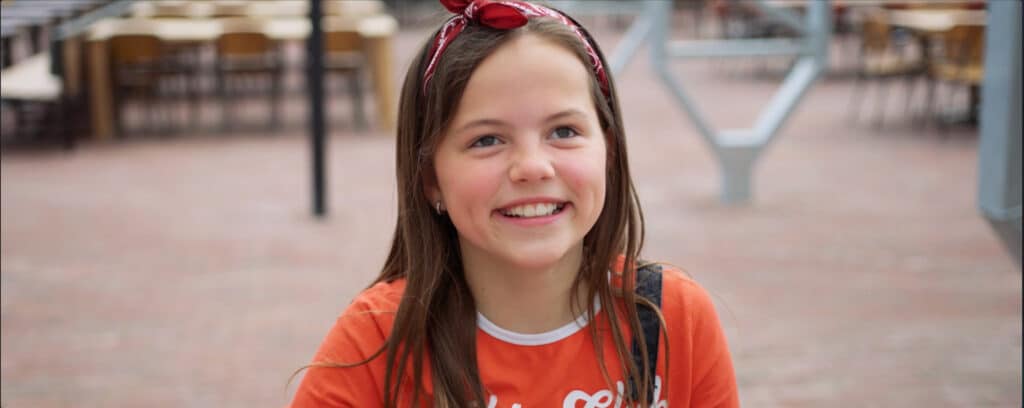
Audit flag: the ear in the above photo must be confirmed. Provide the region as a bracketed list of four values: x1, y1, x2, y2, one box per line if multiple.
[422, 168, 443, 205]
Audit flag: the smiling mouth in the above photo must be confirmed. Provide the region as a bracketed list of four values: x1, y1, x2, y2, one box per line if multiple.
[497, 202, 568, 218]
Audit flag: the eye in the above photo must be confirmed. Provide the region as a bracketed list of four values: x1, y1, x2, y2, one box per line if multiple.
[469, 135, 502, 148]
[550, 126, 579, 140]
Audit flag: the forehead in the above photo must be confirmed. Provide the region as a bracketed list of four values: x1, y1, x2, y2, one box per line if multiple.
[449, 33, 596, 128]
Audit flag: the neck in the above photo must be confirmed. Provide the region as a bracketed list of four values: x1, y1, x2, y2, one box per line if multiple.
[461, 244, 590, 334]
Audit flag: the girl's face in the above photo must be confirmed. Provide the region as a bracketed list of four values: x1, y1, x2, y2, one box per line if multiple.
[428, 33, 607, 271]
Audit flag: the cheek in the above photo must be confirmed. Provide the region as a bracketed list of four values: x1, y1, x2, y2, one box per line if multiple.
[438, 161, 502, 212]
[557, 148, 607, 208]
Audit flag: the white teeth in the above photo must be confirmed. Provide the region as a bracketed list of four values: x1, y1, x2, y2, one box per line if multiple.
[502, 203, 562, 218]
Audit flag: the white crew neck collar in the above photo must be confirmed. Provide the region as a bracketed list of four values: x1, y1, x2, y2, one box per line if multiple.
[476, 297, 602, 346]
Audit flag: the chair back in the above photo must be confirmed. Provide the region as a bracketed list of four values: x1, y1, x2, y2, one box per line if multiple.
[109, 34, 163, 65]
[217, 32, 272, 56]
[941, 24, 985, 65]
[325, 30, 362, 53]
[217, 19, 272, 56]
[860, 11, 892, 54]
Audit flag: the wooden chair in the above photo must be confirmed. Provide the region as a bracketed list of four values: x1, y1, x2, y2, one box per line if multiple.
[215, 19, 284, 131]
[923, 24, 985, 126]
[146, 1, 204, 115]
[109, 34, 166, 136]
[110, 31, 197, 136]
[847, 10, 928, 128]
[324, 26, 367, 130]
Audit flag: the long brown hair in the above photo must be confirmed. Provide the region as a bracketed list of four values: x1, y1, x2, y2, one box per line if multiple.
[322, 12, 652, 407]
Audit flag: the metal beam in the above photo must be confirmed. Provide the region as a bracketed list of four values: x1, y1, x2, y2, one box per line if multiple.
[607, 3, 654, 75]
[668, 38, 807, 59]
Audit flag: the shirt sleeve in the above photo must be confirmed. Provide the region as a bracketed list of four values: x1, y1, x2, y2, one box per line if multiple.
[290, 291, 394, 407]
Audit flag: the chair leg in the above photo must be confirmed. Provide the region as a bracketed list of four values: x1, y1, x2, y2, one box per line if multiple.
[114, 92, 127, 138]
[218, 68, 232, 132]
[185, 70, 199, 132]
[57, 98, 75, 150]
[146, 83, 162, 135]
[920, 76, 937, 129]
[847, 72, 866, 124]
[903, 74, 918, 121]
[270, 69, 282, 131]
[348, 70, 366, 131]
[874, 77, 889, 129]
[156, 78, 174, 136]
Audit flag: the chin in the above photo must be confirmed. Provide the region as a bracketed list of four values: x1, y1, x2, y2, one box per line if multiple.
[500, 243, 579, 271]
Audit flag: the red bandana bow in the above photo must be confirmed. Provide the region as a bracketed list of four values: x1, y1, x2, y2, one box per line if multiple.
[422, 0, 609, 97]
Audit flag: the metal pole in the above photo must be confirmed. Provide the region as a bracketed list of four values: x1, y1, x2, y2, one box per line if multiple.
[308, 0, 327, 217]
[978, 0, 1022, 266]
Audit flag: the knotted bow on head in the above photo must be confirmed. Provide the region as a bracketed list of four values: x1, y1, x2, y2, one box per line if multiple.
[441, 0, 529, 29]
[422, 0, 609, 97]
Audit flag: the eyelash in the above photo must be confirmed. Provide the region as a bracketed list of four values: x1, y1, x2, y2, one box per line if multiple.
[469, 135, 501, 148]
[550, 126, 580, 139]
[467, 126, 581, 149]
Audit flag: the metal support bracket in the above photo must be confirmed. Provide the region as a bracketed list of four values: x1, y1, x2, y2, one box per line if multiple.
[645, 0, 832, 203]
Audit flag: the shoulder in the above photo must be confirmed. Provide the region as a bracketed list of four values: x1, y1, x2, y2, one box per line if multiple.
[647, 263, 724, 335]
[337, 278, 405, 330]
[292, 279, 407, 407]
[316, 278, 406, 362]
[349, 278, 406, 313]
[658, 264, 714, 311]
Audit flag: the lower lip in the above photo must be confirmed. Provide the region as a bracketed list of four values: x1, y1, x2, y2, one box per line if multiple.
[494, 204, 571, 227]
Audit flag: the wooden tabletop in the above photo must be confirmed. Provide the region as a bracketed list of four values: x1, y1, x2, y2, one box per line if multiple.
[887, 9, 987, 33]
[130, 0, 384, 19]
[763, 0, 985, 9]
[87, 14, 397, 43]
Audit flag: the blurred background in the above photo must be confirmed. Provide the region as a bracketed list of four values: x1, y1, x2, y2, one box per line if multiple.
[1, 0, 1020, 406]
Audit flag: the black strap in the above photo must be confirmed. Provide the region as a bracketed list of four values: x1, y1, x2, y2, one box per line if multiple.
[628, 262, 663, 404]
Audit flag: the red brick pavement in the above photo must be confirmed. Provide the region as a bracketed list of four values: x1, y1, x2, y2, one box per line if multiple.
[2, 21, 1020, 408]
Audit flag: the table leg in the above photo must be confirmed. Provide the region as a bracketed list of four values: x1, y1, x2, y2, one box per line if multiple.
[364, 34, 394, 132]
[968, 83, 980, 124]
[1, 36, 11, 68]
[87, 40, 114, 140]
[62, 37, 82, 98]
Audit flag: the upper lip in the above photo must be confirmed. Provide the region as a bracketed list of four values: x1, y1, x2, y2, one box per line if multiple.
[495, 197, 568, 210]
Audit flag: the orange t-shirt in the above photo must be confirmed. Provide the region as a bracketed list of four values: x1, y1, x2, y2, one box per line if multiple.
[291, 266, 738, 407]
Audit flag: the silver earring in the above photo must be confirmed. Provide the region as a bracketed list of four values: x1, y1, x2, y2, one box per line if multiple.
[435, 201, 443, 215]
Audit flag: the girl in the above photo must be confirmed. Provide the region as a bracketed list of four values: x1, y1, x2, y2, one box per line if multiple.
[291, 0, 738, 406]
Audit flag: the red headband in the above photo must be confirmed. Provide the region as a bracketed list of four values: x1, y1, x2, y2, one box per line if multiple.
[422, 0, 609, 97]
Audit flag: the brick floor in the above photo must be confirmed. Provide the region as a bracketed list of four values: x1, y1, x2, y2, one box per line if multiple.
[2, 18, 1020, 408]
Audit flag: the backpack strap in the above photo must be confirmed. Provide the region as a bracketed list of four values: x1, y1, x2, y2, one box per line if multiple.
[628, 262, 663, 404]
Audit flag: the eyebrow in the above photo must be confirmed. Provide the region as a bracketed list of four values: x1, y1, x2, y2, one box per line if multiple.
[454, 109, 588, 134]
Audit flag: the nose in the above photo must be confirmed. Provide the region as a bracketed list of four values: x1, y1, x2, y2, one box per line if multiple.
[508, 142, 555, 183]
